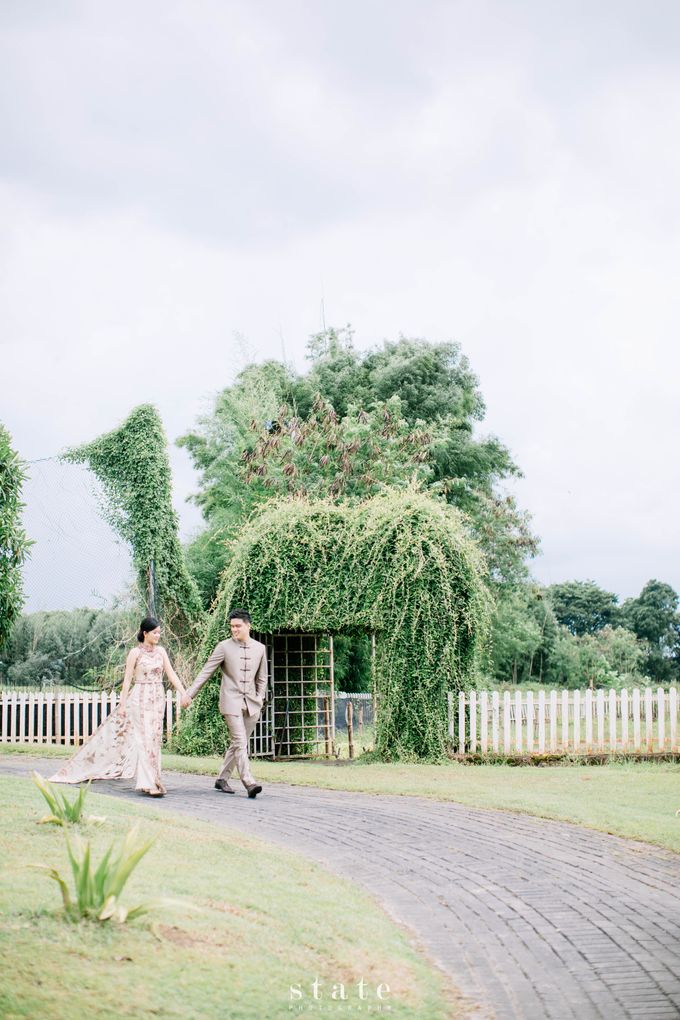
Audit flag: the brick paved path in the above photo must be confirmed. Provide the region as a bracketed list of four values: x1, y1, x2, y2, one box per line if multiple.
[3, 756, 680, 1020]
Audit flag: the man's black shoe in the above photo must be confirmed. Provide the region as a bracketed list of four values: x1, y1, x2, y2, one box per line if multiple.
[214, 779, 235, 794]
[244, 783, 263, 799]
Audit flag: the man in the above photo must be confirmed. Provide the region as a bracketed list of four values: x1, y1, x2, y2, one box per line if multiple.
[182, 609, 267, 798]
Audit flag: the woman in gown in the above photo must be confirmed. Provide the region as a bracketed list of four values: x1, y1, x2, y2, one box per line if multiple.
[49, 617, 186, 797]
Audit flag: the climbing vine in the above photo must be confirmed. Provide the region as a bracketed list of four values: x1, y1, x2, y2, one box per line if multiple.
[177, 488, 490, 760]
[0, 425, 32, 649]
[64, 405, 205, 646]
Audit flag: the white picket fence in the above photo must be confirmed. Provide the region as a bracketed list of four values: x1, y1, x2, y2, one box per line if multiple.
[448, 687, 680, 756]
[3, 686, 679, 757]
[0, 690, 183, 747]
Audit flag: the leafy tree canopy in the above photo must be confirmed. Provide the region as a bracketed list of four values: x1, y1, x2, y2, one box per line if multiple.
[622, 580, 679, 646]
[179, 329, 538, 603]
[1, 608, 137, 688]
[547, 625, 647, 690]
[241, 395, 433, 499]
[621, 580, 680, 683]
[547, 580, 619, 636]
[489, 576, 679, 688]
[490, 585, 558, 683]
[305, 327, 485, 423]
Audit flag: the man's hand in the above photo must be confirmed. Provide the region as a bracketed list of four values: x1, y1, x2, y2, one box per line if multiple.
[181, 693, 192, 709]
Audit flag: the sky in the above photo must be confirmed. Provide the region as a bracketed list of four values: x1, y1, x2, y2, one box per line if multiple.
[2, 0, 679, 611]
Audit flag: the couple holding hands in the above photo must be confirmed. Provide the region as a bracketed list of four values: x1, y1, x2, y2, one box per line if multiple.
[50, 609, 267, 800]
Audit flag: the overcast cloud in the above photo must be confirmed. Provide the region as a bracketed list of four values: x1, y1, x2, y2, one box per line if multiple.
[2, 0, 679, 610]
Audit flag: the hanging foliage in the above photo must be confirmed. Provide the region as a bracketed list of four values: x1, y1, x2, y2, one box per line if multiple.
[177, 488, 490, 760]
[63, 405, 205, 646]
[0, 424, 32, 650]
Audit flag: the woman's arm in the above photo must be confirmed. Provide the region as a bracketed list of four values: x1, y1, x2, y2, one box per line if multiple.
[160, 647, 186, 695]
[119, 648, 138, 714]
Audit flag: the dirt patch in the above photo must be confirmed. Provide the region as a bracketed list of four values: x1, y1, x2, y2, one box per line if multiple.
[156, 924, 232, 950]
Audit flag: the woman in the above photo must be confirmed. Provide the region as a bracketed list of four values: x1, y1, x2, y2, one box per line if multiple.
[49, 617, 186, 797]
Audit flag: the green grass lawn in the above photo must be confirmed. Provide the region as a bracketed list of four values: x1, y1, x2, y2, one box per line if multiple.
[3, 743, 680, 854]
[0, 775, 465, 1020]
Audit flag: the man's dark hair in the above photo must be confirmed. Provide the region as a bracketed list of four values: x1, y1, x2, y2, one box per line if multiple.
[228, 608, 252, 625]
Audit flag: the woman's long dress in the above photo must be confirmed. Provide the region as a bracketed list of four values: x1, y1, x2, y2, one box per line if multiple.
[49, 646, 167, 795]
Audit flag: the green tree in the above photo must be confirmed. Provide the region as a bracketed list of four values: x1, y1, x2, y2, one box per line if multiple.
[547, 580, 619, 636]
[306, 328, 484, 422]
[306, 331, 536, 585]
[177, 362, 314, 606]
[490, 586, 558, 683]
[0, 425, 32, 650]
[490, 590, 542, 683]
[546, 625, 646, 689]
[594, 625, 647, 677]
[178, 361, 310, 523]
[621, 580, 680, 682]
[179, 330, 538, 602]
[545, 627, 583, 688]
[242, 395, 432, 500]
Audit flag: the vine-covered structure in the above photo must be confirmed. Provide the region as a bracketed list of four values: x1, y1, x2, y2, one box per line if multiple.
[177, 490, 490, 760]
[64, 405, 205, 645]
[0, 424, 31, 650]
[72, 405, 490, 760]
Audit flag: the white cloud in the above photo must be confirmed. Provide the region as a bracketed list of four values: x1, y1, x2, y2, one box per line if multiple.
[1, 0, 679, 608]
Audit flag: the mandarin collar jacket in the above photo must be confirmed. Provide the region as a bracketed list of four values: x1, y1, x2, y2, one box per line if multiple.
[187, 638, 268, 717]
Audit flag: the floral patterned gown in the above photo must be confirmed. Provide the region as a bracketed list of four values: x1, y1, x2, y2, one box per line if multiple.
[49, 646, 168, 795]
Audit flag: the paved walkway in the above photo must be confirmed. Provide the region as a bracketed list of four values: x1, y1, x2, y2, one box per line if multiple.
[3, 756, 680, 1020]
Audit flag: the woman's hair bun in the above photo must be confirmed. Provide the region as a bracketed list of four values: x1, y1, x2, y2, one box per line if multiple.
[137, 616, 160, 642]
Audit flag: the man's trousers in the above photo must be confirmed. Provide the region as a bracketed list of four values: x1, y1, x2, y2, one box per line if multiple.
[218, 707, 260, 786]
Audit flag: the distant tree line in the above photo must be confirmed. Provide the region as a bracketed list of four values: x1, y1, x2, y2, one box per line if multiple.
[0, 608, 137, 689]
[4, 578, 676, 691]
[491, 579, 680, 688]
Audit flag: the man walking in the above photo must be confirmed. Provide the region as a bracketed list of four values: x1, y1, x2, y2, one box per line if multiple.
[182, 609, 267, 798]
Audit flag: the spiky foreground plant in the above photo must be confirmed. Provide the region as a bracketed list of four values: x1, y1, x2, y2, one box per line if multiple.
[32, 824, 156, 923]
